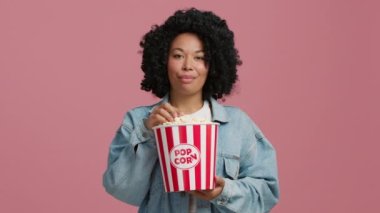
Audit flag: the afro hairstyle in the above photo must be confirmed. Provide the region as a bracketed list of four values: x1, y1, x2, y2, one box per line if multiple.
[139, 8, 242, 100]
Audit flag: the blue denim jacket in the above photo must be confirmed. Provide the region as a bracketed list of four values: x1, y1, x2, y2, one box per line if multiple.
[103, 97, 279, 213]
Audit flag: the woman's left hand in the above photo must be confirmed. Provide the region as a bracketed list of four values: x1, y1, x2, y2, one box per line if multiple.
[188, 176, 225, 201]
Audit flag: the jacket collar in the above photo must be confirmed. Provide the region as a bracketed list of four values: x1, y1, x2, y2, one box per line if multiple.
[209, 98, 228, 123]
[152, 94, 229, 123]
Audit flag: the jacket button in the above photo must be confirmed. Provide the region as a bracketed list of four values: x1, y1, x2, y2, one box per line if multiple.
[217, 198, 226, 205]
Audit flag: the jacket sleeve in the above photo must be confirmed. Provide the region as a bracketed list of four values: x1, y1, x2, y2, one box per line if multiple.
[211, 128, 280, 213]
[102, 110, 158, 206]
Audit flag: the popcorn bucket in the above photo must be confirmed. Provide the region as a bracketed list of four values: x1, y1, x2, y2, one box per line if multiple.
[153, 123, 219, 192]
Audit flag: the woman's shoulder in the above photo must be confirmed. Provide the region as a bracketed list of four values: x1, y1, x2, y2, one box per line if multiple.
[222, 105, 251, 120]
[121, 102, 160, 126]
[221, 105, 266, 139]
[127, 105, 153, 115]
[126, 99, 163, 115]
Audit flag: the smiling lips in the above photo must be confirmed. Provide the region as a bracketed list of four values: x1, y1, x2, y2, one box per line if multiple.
[179, 75, 195, 84]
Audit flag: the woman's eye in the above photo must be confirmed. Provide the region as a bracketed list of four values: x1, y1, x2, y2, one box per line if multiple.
[194, 56, 205, 61]
[173, 54, 183, 59]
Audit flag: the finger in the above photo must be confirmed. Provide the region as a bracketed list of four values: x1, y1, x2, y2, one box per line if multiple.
[188, 190, 208, 200]
[151, 113, 169, 126]
[152, 104, 175, 121]
[155, 107, 175, 122]
[162, 103, 180, 118]
[190, 190, 220, 201]
[215, 176, 225, 187]
[195, 190, 209, 195]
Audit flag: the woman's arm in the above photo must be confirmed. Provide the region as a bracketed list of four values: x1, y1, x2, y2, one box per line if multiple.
[103, 110, 158, 206]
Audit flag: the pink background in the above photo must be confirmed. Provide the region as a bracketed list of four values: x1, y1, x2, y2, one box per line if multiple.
[1, 0, 379, 212]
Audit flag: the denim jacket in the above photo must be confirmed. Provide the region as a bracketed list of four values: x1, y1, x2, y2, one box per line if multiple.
[103, 96, 280, 213]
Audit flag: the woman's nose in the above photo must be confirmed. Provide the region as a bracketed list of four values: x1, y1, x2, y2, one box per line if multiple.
[182, 58, 193, 71]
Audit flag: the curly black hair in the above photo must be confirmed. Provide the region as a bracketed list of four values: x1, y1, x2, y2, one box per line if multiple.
[140, 8, 242, 100]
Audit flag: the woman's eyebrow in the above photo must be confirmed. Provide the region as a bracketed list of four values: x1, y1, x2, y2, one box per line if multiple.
[171, 48, 204, 53]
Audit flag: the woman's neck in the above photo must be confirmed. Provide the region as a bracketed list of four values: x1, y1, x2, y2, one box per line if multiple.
[169, 93, 204, 115]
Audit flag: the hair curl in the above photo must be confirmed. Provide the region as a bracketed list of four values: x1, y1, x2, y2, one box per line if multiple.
[140, 8, 242, 100]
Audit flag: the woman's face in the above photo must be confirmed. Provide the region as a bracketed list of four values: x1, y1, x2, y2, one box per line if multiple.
[167, 33, 208, 98]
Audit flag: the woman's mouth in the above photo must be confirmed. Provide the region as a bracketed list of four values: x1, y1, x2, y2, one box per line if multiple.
[179, 75, 195, 84]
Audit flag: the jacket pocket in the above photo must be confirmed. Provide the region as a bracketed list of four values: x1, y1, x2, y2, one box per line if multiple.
[223, 157, 240, 180]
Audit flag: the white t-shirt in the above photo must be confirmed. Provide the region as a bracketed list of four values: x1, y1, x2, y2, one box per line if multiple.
[187, 100, 212, 122]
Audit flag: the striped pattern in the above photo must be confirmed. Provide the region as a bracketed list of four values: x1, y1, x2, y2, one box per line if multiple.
[154, 124, 219, 192]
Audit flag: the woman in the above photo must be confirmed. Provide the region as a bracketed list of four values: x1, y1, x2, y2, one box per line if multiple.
[103, 8, 279, 213]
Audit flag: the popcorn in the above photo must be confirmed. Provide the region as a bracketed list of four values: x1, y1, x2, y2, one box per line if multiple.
[153, 117, 219, 192]
[162, 115, 210, 125]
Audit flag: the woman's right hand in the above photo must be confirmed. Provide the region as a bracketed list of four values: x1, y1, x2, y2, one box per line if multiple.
[145, 103, 182, 130]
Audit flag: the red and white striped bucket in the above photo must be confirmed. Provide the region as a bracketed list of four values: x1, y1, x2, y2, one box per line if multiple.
[153, 123, 219, 192]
